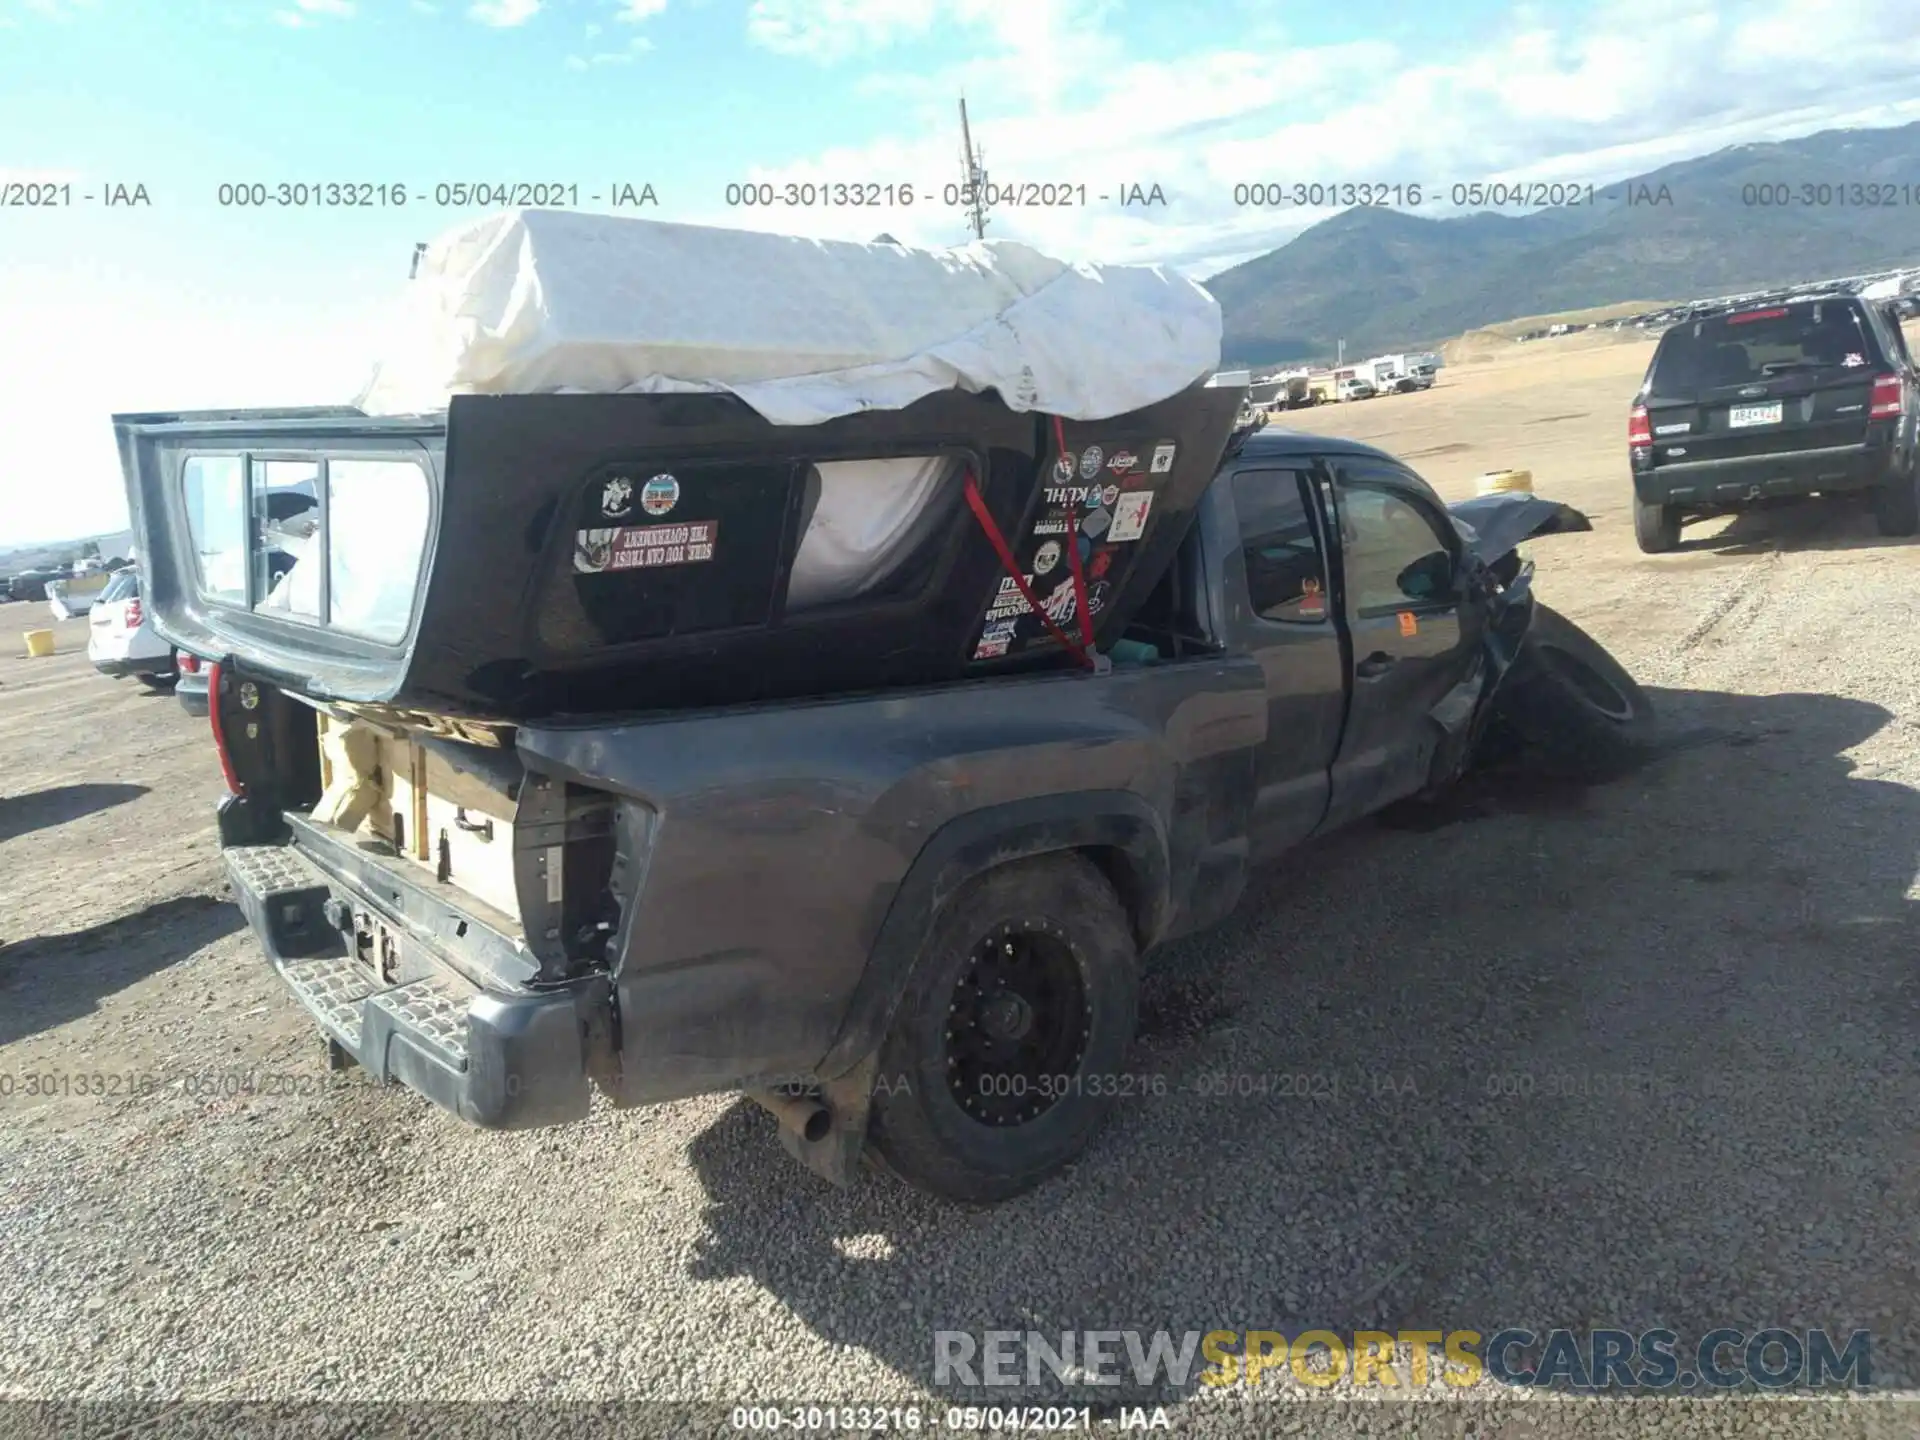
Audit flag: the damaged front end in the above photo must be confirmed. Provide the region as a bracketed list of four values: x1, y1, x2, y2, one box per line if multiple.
[1417, 493, 1594, 792]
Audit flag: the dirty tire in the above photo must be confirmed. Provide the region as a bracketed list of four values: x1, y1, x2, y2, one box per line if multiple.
[1633, 497, 1680, 553]
[1498, 604, 1657, 778]
[866, 853, 1139, 1204]
[1871, 462, 1920, 537]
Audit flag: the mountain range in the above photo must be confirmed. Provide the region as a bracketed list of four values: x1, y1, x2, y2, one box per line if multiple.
[1205, 121, 1920, 366]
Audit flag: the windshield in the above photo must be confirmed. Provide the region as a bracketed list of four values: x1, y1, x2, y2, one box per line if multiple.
[1650, 303, 1879, 395]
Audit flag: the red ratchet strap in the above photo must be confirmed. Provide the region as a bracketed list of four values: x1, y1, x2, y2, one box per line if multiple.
[960, 412, 1102, 671]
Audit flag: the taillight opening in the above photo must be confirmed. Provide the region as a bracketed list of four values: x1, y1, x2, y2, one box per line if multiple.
[1628, 404, 1653, 449]
[206, 662, 243, 795]
[125, 598, 143, 627]
[179, 652, 200, 673]
[1870, 373, 1904, 420]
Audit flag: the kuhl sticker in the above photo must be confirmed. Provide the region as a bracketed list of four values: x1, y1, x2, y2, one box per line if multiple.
[575, 520, 718, 573]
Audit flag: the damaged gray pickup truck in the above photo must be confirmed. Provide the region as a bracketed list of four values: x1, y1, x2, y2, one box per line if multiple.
[117, 383, 1650, 1202]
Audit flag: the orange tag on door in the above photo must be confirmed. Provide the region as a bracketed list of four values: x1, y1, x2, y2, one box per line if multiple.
[1397, 611, 1418, 637]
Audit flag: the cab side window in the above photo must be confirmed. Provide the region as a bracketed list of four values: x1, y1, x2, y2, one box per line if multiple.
[1231, 468, 1329, 623]
[1335, 475, 1456, 617]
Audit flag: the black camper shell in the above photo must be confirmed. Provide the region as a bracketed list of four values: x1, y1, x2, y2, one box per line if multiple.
[117, 385, 1243, 721]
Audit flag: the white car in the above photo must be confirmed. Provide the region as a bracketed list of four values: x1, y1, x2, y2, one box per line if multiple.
[87, 568, 178, 688]
[1337, 378, 1377, 401]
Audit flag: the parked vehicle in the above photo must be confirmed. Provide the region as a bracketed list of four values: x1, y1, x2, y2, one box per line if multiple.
[1630, 296, 1920, 551]
[1337, 377, 1377, 401]
[86, 568, 178, 687]
[120, 388, 1649, 1203]
[175, 649, 211, 717]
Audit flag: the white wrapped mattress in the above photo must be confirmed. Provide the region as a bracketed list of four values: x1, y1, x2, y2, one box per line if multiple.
[356, 209, 1222, 424]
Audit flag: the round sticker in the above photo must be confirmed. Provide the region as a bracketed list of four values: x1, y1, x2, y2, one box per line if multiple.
[1100, 484, 1120, 508]
[1033, 540, 1062, 575]
[1052, 454, 1075, 483]
[1079, 446, 1104, 480]
[640, 475, 680, 515]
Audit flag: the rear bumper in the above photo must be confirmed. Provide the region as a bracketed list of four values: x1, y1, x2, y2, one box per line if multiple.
[223, 839, 605, 1129]
[91, 653, 174, 679]
[1635, 441, 1896, 507]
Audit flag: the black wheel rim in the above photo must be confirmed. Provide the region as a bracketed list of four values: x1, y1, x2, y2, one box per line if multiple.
[944, 924, 1092, 1127]
[1539, 645, 1633, 721]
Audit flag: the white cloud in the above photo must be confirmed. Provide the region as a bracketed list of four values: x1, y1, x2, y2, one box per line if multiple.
[746, 0, 940, 61]
[614, 0, 666, 19]
[411, 1, 440, 11]
[468, 0, 539, 25]
[723, 0, 1920, 275]
[566, 34, 653, 66]
[295, 0, 355, 14]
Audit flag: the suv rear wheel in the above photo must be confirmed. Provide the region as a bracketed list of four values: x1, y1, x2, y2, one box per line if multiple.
[1633, 497, 1680, 553]
[866, 853, 1139, 1203]
[1871, 461, 1920, 537]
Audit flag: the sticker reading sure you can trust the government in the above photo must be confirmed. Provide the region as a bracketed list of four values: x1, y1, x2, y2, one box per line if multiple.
[574, 521, 718, 573]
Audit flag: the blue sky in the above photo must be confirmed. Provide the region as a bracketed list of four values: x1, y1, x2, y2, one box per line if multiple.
[4, 0, 1920, 544]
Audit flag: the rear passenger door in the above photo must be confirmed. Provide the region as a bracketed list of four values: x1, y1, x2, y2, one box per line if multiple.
[1224, 467, 1347, 859]
[1320, 458, 1480, 828]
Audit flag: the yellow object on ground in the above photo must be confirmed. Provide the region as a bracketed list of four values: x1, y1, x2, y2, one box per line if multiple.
[1477, 468, 1534, 496]
[23, 629, 54, 658]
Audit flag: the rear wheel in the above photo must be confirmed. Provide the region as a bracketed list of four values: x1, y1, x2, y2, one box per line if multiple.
[1871, 461, 1920, 537]
[1633, 496, 1680, 553]
[866, 853, 1139, 1204]
[1497, 604, 1657, 779]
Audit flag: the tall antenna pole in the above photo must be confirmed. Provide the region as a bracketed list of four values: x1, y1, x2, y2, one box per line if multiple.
[959, 96, 988, 242]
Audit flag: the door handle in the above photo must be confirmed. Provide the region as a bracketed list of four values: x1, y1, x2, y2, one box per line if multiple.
[1356, 651, 1396, 678]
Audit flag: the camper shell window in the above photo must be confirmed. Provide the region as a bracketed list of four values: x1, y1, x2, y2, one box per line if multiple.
[180, 452, 432, 645]
[542, 449, 970, 655]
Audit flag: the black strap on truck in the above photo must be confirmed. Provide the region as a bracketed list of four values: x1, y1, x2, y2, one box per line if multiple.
[959, 414, 1101, 672]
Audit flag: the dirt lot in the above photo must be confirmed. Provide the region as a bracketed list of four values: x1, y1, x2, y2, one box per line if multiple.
[3, 333, 1919, 1433]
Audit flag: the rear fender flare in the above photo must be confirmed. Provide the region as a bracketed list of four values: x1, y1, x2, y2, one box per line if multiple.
[815, 790, 1171, 1081]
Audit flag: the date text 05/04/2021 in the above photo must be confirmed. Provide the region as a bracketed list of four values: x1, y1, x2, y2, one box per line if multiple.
[1227, 180, 1676, 209]
[730, 1405, 1169, 1432]
[721, 182, 1169, 209]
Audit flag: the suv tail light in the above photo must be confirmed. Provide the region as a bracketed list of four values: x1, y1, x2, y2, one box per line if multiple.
[1870, 373, 1904, 420]
[178, 652, 200, 673]
[1628, 404, 1653, 449]
[206, 662, 243, 794]
[125, 597, 142, 627]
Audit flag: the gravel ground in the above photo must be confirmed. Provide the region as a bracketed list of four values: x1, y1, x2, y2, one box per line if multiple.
[3, 337, 1920, 1438]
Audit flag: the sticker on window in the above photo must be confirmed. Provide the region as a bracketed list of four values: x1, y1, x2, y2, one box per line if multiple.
[1033, 540, 1062, 575]
[1078, 446, 1105, 480]
[1150, 443, 1176, 474]
[1397, 610, 1418, 637]
[575, 521, 718, 574]
[1298, 576, 1325, 618]
[1107, 492, 1154, 543]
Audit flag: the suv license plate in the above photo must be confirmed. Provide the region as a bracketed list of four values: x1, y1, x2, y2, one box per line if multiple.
[1729, 402, 1783, 428]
